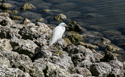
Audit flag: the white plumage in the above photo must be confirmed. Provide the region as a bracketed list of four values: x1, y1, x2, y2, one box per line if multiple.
[49, 22, 66, 46]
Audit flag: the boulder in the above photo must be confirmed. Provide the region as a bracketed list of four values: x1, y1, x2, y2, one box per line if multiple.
[21, 3, 35, 11]
[105, 44, 121, 52]
[0, 39, 12, 51]
[10, 38, 39, 58]
[10, 15, 23, 20]
[1, 3, 12, 10]
[79, 42, 99, 49]
[2, 10, 18, 14]
[54, 13, 66, 21]
[90, 62, 111, 76]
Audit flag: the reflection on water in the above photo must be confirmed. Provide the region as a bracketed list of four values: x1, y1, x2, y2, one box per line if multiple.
[3, 0, 125, 60]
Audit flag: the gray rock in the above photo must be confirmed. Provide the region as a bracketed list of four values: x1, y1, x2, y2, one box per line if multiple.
[0, 66, 30, 77]
[10, 38, 39, 58]
[79, 42, 99, 49]
[78, 60, 92, 69]
[72, 67, 92, 76]
[101, 37, 111, 45]
[0, 12, 9, 17]
[71, 73, 83, 77]
[109, 60, 124, 77]
[105, 44, 121, 52]
[0, 26, 21, 39]
[0, 39, 12, 51]
[90, 62, 111, 76]
[54, 13, 66, 21]
[21, 18, 32, 24]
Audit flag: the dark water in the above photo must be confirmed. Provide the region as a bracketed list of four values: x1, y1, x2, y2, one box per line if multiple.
[4, 0, 125, 60]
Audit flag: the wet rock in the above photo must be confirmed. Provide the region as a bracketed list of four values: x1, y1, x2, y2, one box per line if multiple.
[74, 24, 83, 33]
[0, 39, 12, 51]
[71, 73, 83, 77]
[10, 38, 39, 58]
[37, 18, 44, 22]
[42, 9, 50, 12]
[2, 10, 18, 14]
[64, 37, 72, 44]
[79, 42, 99, 49]
[54, 13, 66, 21]
[83, 13, 103, 19]
[108, 60, 124, 77]
[67, 31, 83, 44]
[105, 44, 120, 52]
[72, 67, 92, 76]
[1, 3, 12, 10]
[10, 15, 23, 20]
[101, 37, 111, 45]
[21, 3, 35, 11]
[0, 66, 30, 77]
[90, 62, 111, 76]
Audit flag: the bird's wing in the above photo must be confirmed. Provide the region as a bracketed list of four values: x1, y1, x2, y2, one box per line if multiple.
[49, 26, 65, 46]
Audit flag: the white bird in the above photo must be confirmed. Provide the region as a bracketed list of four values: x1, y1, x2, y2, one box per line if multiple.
[49, 22, 67, 46]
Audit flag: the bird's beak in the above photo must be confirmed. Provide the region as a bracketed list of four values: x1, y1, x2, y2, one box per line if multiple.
[65, 24, 67, 26]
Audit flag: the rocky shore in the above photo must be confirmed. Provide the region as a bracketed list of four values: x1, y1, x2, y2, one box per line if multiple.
[0, 12, 124, 77]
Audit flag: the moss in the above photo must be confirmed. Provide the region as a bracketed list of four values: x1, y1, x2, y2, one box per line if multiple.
[10, 15, 22, 20]
[64, 38, 72, 44]
[2, 10, 18, 14]
[67, 31, 83, 44]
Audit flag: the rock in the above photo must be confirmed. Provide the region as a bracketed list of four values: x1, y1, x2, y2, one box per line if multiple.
[37, 18, 44, 22]
[42, 9, 50, 12]
[0, 0, 5, 2]
[0, 12, 9, 17]
[71, 73, 83, 77]
[21, 18, 32, 24]
[21, 3, 35, 11]
[105, 44, 120, 52]
[0, 16, 15, 26]
[1, 3, 12, 10]
[10, 38, 39, 58]
[101, 37, 111, 45]
[74, 24, 83, 33]
[2, 10, 18, 14]
[72, 67, 92, 76]
[0, 66, 30, 77]
[79, 42, 99, 49]
[0, 26, 21, 39]
[78, 60, 92, 69]
[57, 38, 68, 48]
[90, 62, 111, 76]
[43, 62, 72, 77]
[0, 39, 12, 51]
[54, 13, 66, 21]
[10, 15, 23, 20]
[102, 51, 117, 62]
[19, 22, 52, 40]
[109, 60, 124, 77]
[67, 31, 83, 44]
[64, 37, 72, 44]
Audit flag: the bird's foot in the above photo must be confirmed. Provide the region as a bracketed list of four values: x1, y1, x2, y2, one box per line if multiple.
[56, 50, 65, 56]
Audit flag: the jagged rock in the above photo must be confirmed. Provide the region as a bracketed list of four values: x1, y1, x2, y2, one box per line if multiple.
[10, 15, 22, 20]
[108, 60, 124, 77]
[1, 3, 12, 10]
[0, 12, 9, 17]
[65, 44, 76, 53]
[0, 26, 21, 39]
[79, 42, 99, 49]
[71, 73, 83, 77]
[72, 67, 92, 76]
[21, 3, 35, 11]
[78, 60, 92, 69]
[67, 31, 83, 44]
[0, 39, 12, 51]
[90, 62, 111, 76]
[105, 44, 120, 52]
[102, 51, 117, 62]
[0, 16, 15, 26]
[57, 38, 68, 48]
[64, 37, 72, 44]
[44, 62, 71, 77]
[54, 13, 66, 21]
[42, 9, 50, 12]
[19, 22, 52, 40]
[0, 66, 30, 77]
[10, 38, 39, 58]
[21, 18, 32, 24]
[37, 18, 44, 22]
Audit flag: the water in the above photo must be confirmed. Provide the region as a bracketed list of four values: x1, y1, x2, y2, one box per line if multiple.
[3, 0, 125, 60]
